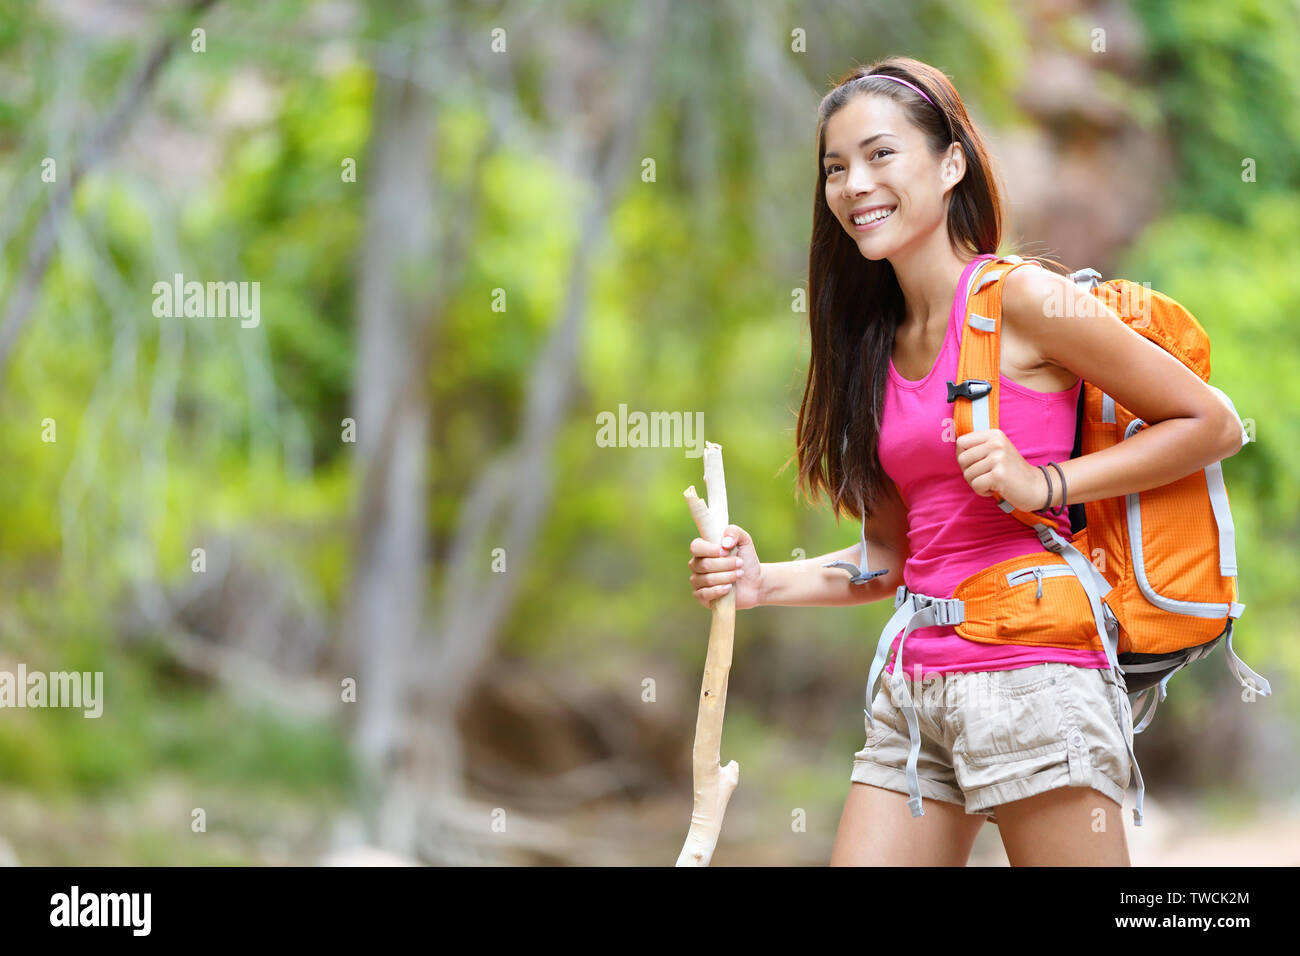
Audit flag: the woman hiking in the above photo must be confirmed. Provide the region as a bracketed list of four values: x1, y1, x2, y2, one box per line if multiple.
[686, 57, 1244, 866]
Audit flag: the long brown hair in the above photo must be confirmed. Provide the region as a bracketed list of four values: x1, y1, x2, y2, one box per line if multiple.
[788, 56, 1051, 525]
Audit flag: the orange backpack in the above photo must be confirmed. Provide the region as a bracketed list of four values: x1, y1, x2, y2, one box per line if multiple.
[830, 254, 1270, 825]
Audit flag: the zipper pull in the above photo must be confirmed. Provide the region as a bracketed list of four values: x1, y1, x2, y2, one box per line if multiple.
[1033, 567, 1043, 600]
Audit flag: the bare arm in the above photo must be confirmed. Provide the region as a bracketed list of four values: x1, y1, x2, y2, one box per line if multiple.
[760, 478, 910, 608]
[760, 537, 903, 608]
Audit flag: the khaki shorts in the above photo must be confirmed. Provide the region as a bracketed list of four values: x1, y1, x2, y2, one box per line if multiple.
[850, 662, 1134, 822]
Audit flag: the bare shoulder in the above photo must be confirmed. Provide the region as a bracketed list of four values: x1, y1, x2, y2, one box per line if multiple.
[999, 261, 1084, 335]
[997, 261, 1090, 379]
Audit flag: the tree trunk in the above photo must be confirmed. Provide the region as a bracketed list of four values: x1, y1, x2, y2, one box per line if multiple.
[347, 17, 439, 851]
[347, 0, 671, 863]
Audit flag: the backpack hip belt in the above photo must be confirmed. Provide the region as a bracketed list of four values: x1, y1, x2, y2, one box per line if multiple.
[859, 531, 1146, 826]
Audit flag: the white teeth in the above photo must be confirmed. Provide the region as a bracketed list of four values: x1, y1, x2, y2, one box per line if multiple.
[852, 207, 895, 225]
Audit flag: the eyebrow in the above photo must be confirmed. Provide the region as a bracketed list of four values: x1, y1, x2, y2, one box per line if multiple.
[823, 132, 897, 161]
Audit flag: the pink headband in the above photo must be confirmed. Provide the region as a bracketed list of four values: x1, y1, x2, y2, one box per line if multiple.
[867, 73, 937, 110]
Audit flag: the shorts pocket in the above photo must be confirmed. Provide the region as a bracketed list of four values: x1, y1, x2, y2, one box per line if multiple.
[862, 688, 896, 748]
[957, 670, 1066, 765]
[1075, 669, 1133, 786]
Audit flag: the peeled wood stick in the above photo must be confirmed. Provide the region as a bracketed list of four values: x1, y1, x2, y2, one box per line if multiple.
[676, 440, 740, 867]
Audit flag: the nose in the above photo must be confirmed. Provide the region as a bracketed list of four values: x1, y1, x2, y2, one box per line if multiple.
[842, 159, 875, 199]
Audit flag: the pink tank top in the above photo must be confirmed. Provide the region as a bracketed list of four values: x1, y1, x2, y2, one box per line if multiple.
[878, 253, 1110, 677]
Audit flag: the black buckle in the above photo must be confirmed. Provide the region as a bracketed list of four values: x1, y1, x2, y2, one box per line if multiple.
[945, 379, 992, 403]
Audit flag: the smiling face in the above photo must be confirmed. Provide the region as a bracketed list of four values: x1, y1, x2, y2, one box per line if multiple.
[821, 92, 962, 260]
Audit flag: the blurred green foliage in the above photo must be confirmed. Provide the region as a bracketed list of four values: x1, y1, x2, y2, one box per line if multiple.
[0, 0, 1296, 863]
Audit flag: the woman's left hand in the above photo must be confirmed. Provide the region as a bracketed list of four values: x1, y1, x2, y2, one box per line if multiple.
[954, 428, 1050, 513]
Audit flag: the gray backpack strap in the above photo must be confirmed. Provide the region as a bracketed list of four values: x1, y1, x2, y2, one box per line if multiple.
[1130, 669, 1180, 735]
[1104, 673, 1147, 826]
[1131, 685, 1158, 734]
[825, 511, 890, 585]
[864, 587, 964, 819]
[865, 588, 964, 729]
[1034, 523, 1118, 671]
[889, 671, 927, 819]
[1223, 619, 1271, 697]
[864, 588, 918, 726]
[1033, 522, 1149, 826]
[1099, 605, 1147, 826]
[1068, 266, 1103, 291]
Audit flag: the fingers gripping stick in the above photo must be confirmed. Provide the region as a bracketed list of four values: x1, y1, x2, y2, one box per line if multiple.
[677, 441, 740, 866]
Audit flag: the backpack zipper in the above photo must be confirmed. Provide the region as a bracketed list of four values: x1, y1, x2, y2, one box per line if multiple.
[1004, 564, 1075, 599]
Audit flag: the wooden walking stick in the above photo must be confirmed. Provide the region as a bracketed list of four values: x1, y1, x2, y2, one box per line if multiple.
[677, 440, 740, 866]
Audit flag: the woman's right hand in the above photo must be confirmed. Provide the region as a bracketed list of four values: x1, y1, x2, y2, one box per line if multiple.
[688, 523, 763, 610]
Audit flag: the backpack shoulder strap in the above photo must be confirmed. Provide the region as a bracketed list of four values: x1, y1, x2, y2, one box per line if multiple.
[948, 255, 1045, 531]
